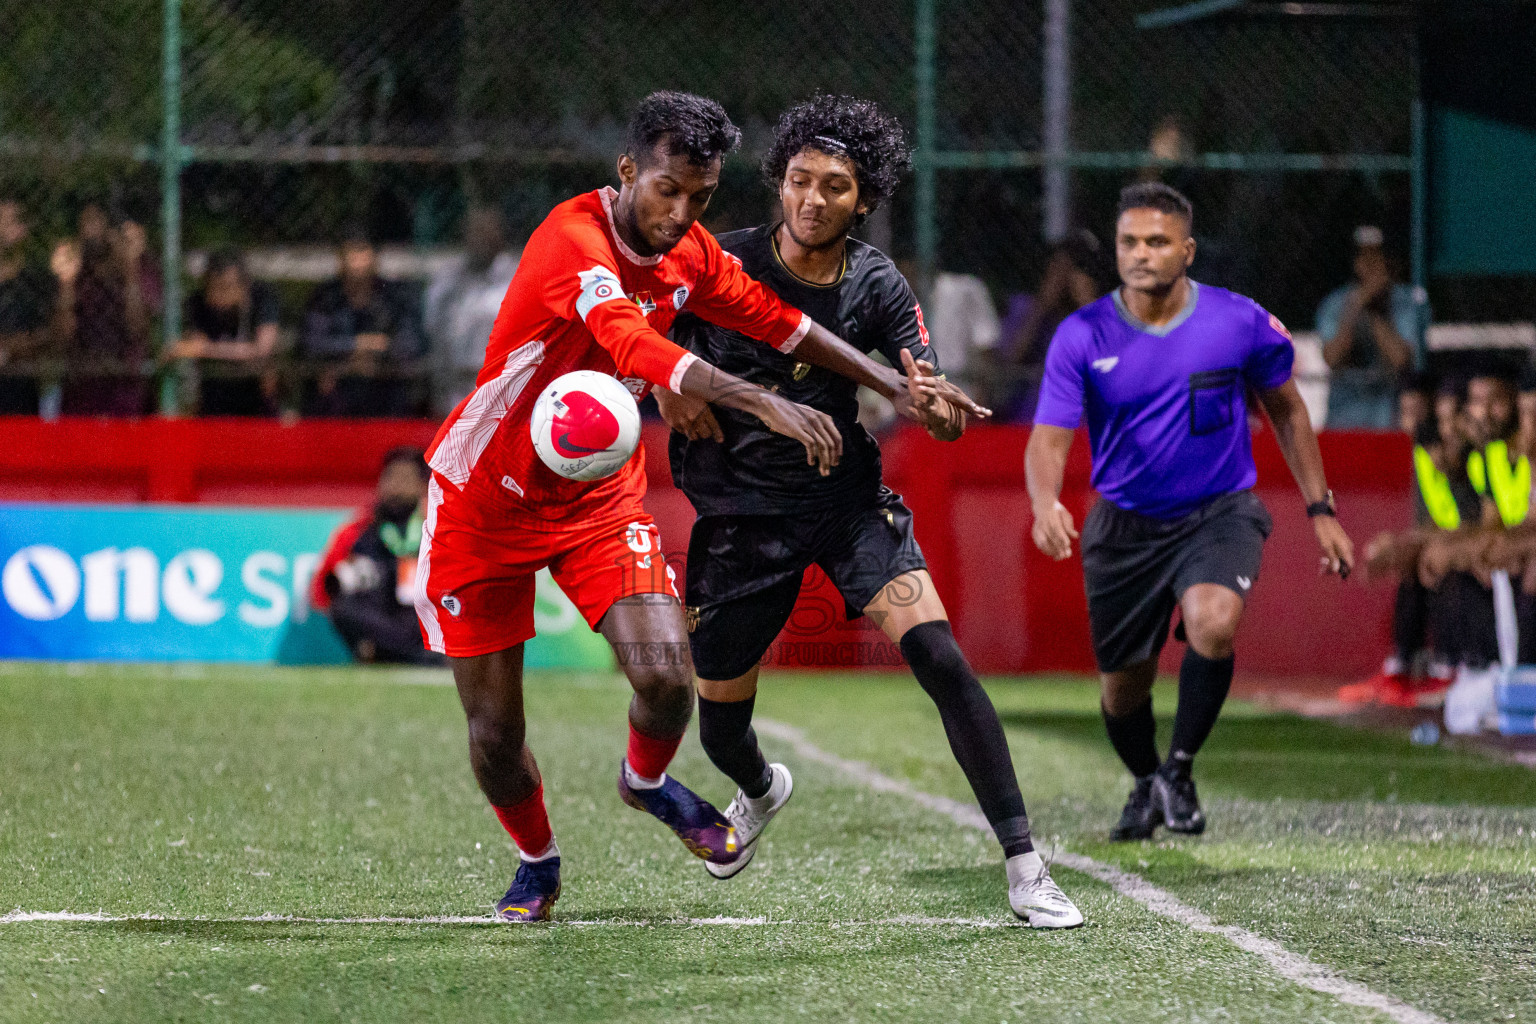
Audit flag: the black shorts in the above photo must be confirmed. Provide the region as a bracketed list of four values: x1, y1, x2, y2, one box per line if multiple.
[1081, 490, 1272, 672]
[685, 488, 927, 680]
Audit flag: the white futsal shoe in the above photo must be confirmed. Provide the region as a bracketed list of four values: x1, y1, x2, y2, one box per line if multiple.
[705, 762, 794, 879]
[1006, 851, 1084, 929]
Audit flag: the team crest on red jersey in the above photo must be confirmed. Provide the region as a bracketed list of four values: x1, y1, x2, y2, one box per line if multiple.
[631, 291, 657, 316]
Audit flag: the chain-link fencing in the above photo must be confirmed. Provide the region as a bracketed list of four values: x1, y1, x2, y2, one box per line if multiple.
[0, 0, 1421, 419]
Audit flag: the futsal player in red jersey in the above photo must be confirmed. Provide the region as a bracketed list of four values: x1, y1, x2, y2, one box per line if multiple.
[414, 91, 985, 921]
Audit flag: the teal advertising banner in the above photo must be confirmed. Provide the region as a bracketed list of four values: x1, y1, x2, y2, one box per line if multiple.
[0, 503, 612, 667]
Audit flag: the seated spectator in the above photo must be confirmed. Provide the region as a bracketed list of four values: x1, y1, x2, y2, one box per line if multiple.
[424, 205, 517, 416]
[998, 229, 1106, 420]
[1317, 226, 1429, 430]
[167, 248, 280, 416]
[0, 198, 61, 414]
[53, 205, 162, 416]
[1348, 378, 1477, 704]
[1379, 374, 1528, 673]
[310, 447, 441, 665]
[299, 232, 423, 417]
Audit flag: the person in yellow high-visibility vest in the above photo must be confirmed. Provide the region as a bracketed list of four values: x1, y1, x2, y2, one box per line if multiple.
[1417, 372, 1536, 665]
[1461, 369, 1536, 643]
[1351, 378, 1479, 705]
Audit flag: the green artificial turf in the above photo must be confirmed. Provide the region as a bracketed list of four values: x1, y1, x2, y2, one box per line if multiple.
[1, 662, 1532, 1023]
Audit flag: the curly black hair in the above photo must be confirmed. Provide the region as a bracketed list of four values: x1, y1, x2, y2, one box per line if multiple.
[624, 91, 741, 168]
[762, 94, 912, 224]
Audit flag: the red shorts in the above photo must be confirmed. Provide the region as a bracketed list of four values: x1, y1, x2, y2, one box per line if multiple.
[414, 478, 679, 657]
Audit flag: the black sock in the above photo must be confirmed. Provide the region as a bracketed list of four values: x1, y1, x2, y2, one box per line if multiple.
[901, 620, 1033, 857]
[1101, 697, 1159, 778]
[697, 695, 772, 799]
[1167, 648, 1235, 769]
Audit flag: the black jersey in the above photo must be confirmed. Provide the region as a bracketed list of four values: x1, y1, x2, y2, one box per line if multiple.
[668, 225, 938, 515]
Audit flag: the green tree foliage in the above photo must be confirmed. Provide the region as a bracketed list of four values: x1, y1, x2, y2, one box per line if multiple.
[0, 0, 336, 145]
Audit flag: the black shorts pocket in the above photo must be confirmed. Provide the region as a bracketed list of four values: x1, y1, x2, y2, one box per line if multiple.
[1188, 368, 1240, 436]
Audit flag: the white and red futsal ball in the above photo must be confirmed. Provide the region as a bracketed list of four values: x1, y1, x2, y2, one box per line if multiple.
[529, 370, 641, 481]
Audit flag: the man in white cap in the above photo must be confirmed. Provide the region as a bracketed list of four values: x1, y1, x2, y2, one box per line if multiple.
[1316, 225, 1431, 429]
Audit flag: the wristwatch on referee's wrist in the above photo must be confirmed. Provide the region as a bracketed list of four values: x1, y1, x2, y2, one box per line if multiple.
[1306, 490, 1337, 519]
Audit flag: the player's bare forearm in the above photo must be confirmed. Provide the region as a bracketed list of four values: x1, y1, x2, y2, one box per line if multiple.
[1260, 379, 1354, 576]
[676, 358, 766, 411]
[1025, 424, 1079, 560]
[1025, 424, 1074, 513]
[791, 322, 990, 423]
[1258, 381, 1331, 505]
[676, 358, 842, 474]
[793, 321, 906, 399]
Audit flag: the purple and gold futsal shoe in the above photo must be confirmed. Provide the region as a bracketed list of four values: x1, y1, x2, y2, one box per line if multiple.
[617, 760, 742, 866]
[495, 857, 561, 922]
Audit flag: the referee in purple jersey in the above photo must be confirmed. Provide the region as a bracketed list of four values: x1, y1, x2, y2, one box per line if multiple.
[1025, 182, 1354, 841]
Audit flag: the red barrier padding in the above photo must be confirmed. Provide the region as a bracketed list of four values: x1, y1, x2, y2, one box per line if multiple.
[0, 416, 1412, 677]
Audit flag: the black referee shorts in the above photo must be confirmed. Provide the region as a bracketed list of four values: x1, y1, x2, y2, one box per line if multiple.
[684, 488, 927, 681]
[1081, 490, 1272, 673]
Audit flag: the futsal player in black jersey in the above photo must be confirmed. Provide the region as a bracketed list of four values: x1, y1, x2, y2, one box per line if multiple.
[655, 95, 1081, 927]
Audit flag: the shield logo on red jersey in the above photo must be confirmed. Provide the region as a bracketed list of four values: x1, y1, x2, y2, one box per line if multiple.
[631, 291, 656, 316]
[551, 392, 621, 457]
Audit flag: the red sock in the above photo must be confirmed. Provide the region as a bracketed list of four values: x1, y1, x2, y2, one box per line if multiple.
[492, 784, 553, 858]
[626, 724, 683, 780]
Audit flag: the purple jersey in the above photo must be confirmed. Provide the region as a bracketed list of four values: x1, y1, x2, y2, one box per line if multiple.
[1034, 281, 1294, 520]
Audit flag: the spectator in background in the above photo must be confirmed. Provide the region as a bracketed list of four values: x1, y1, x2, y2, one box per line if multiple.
[167, 248, 280, 416]
[423, 205, 517, 416]
[999, 229, 1106, 420]
[1398, 379, 1430, 442]
[1349, 377, 1475, 705]
[0, 198, 60, 414]
[1317, 226, 1430, 429]
[53, 204, 161, 416]
[310, 446, 441, 665]
[299, 232, 423, 417]
[924, 269, 1001, 409]
[1412, 373, 1521, 668]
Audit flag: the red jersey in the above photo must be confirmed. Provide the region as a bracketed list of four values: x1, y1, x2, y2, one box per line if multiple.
[426, 186, 809, 529]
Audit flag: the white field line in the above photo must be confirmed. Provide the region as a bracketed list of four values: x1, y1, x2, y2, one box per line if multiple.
[754, 718, 1447, 1024]
[0, 910, 1024, 929]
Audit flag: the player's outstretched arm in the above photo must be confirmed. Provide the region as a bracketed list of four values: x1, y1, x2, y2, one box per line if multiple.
[1257, 380, 1355, 578]
[676, 358, 843, 476]
[1025, 424, 1079, 560]
[687, 229, 989, 423]
[794, 320, 991, 423]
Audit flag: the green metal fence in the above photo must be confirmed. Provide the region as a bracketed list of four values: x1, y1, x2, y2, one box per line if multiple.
[0, 0, 1420, 416]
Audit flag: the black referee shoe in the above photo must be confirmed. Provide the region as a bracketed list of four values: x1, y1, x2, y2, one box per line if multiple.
[1152, 759, 1206, 835]
[1108, 776, 1158, 842]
